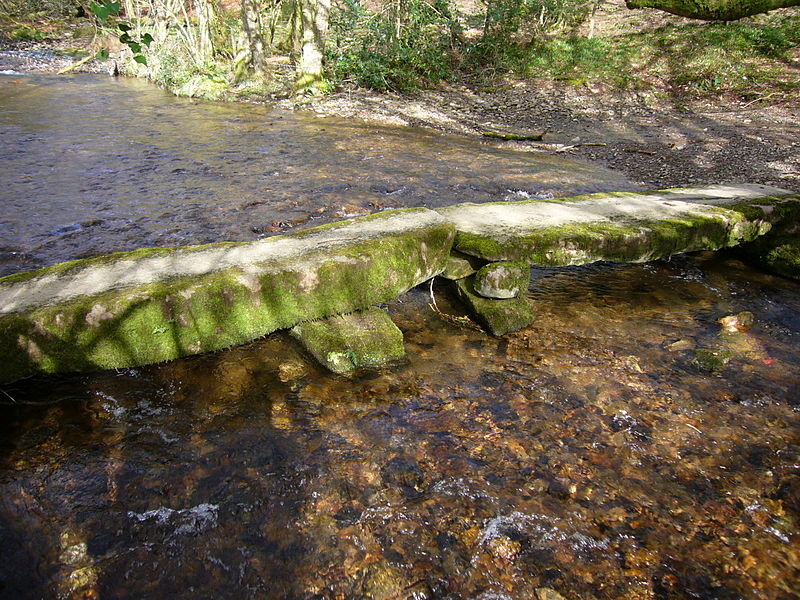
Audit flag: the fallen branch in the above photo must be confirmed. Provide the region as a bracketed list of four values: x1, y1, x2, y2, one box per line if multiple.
[623, 148, 658, 156]
[743, 92, 780, 107]
[428, 279, 483, 332]
[482, 128, 548, 142]
[555, 142, 607, 153]
[57, 53, 96, 75]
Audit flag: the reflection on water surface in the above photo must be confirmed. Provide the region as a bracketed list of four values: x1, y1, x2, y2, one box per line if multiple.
[1, 253, 799, 600]
[0, 74, 798, 600]
[0, 72, 633, 276]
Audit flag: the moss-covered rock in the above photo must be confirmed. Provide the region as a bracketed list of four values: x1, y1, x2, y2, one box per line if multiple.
[440, 250, 487, 280]
[0, 208, 454, 383]
[454, 276, 535, 336]
[474, 261, 531, 299]
[290, 307, 405, 374]
[739, 229, 800, 281]
[436, 184, 799, 266]
[692, 348, 733, 373]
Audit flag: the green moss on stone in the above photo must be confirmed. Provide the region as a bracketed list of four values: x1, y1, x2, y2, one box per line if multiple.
[692, 348, 733, 373]
[440, 251, 487, 280]
[739, 230, 800, 281]
[0, 209, 455, 383]
[453, 208, 772, 266]
[290, 307, 405, 374]
[474, 261, 531, 299]
[453, 276, 535, 336]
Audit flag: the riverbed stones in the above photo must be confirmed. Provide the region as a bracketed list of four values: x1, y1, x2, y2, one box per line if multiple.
[692, 348, 733, 372]
[454, 276, 535, 336]
[0, 208, 454, 383]
[436, 184, 800, 266]
[290, 307, 405, 374]
[474, 261, 531, 299]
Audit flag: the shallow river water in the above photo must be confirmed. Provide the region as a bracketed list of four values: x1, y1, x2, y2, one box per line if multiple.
[0, 73, 799, 600]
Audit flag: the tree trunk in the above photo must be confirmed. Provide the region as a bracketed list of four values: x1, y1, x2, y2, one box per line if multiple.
[196, 0, 216, 61]
[242, 0, 266, 73]
[625, 0, 800, 20]
[294, 0, 330, 93]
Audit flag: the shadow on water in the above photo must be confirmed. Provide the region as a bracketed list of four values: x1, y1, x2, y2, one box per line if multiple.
[1, 250, 799, 599]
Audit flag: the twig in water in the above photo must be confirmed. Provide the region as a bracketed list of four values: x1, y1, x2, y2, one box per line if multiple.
[428, 279, 483, 332]
[1, 389, 17, 403]
[57, 53, 96, 75]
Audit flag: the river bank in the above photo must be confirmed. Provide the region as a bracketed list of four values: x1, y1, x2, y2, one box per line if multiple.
[288, 81, 800, 192]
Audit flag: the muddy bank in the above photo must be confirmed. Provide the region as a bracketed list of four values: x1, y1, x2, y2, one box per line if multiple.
[293, 80, 800, 192]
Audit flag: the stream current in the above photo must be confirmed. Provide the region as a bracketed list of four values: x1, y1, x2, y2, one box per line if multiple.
[0, 72, 799, 600]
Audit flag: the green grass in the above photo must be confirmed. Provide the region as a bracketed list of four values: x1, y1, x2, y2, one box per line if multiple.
[521, 12, 800, 99]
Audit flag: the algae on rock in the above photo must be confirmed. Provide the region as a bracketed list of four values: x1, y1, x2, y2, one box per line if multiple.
[436, 185, 799, 266]
[474, 261, 531, 299]
[454, 276, 535, 336]
[0, 208, 455, 383]
[290, 307, 406, 374]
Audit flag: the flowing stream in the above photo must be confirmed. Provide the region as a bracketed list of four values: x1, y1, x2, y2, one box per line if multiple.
[0, 72, 799, 600]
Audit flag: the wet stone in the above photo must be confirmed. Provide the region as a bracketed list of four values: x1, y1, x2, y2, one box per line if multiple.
[718, 311, 755, 333]
[536, 588, 569, 600]
[474, 261, 531, 299]
[692, 348, 733, 372]
[380, 455, 425, 496]
[290, 307, 405, 374]
[454, 276, 535, 336]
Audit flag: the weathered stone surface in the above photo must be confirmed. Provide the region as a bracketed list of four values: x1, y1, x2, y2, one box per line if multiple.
[440, 250, 486, 280]
[436, 184, 800, 266]
[454, 276, 535, 336]
[290, 307, 405, 374]
[474, 261, 531, 298]
[0, 208, 454, 383]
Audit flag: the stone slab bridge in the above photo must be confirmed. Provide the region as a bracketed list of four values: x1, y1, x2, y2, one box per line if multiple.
[1, 184, 798, 383]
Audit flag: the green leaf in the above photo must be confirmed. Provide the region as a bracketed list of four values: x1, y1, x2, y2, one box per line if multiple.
[128, 42, 141, 53]
[141, 33, 154, 46]
[107, 1, 121, 15]
[118, 32, 131, 43]
[133, 55, 148, 65]
[117, 23, 131, 32]
[90, 2, 110, 21]
[95, 49, 110, 60]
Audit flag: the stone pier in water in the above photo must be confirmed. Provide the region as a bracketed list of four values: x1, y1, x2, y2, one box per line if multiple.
[1, 184, 797, 382]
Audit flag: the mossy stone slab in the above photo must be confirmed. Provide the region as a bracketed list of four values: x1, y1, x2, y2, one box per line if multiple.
[290, 307, 405, 374]
[474, 261, 531, 299]
[440, 250, 487, 280]
[454, 276, 535, 336]
[0, 208, 454, 383]
[436, 184, 800, 266]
